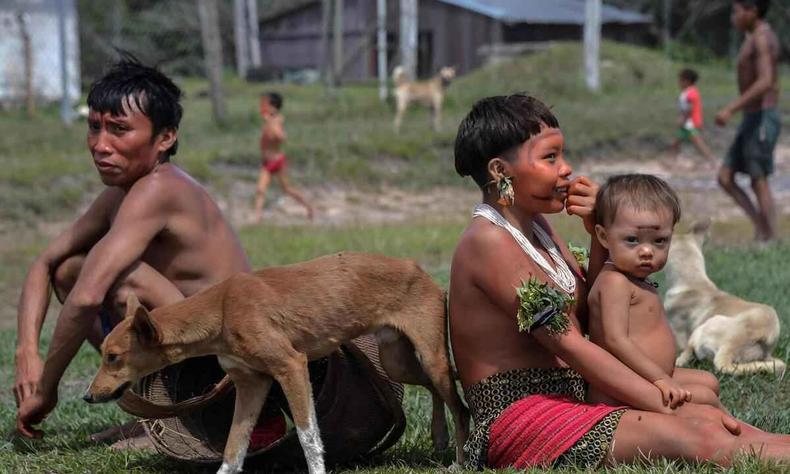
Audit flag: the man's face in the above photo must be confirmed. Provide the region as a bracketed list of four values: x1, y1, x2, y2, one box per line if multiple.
[732, 3, 756, 32]
[87, 98, 173, 188]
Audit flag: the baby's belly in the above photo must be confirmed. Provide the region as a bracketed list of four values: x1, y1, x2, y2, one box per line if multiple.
[630, 327, 677, 374]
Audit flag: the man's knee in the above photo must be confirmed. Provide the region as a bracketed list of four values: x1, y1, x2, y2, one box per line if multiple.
[52, 255, 86, 303]
[718, 169, 736, 190]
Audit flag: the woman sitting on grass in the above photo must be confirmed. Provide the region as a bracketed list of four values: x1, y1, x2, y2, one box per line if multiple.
[448, 94, 790, 470]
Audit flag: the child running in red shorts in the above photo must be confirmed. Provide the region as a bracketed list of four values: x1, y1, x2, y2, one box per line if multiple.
[254, 92, 314, 222]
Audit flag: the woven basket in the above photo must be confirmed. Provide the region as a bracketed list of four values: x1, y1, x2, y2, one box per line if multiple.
[122, 334, 405, 468]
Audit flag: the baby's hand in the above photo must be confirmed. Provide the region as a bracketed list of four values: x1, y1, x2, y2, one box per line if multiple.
[654, 378, 691, 408]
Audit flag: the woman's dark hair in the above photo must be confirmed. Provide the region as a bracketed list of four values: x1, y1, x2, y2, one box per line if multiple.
[87, 55, 183, 159]
[734, 0, 770, 18]
[454, 94, 559, 188]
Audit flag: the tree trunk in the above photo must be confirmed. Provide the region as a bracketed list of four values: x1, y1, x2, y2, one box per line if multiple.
[332, 0, 344, 87]
[399, 0, 417, 80]
[17, 11, 35, 117]
[198, 0, 226, 123]
[320, 0, 331, 86]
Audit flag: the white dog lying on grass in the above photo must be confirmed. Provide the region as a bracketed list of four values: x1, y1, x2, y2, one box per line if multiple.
[664, 220, 786, 375]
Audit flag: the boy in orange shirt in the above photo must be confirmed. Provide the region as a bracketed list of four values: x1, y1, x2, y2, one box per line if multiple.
[668, 69, 717, 169]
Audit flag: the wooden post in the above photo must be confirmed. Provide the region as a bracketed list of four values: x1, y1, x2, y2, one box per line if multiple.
[377, 0, 387, 101]
[198, 0, 227, 123]
[399, 0, 417, 80]
[332, 0, 344, 87]
[233, 0, 249, 78]
[583, 0, 601, 92]
[246, 0, 261, 68]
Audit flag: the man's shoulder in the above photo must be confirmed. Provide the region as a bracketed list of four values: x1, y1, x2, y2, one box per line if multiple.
[123, 164, 205, 211]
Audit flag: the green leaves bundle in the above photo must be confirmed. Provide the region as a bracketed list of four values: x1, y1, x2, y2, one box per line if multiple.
[516, 277, 575, 335]
[568, 243, 589, 273]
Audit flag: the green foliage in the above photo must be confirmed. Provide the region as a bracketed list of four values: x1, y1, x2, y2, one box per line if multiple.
[567, 242, 589, 272]
[515, 277, 574, 335]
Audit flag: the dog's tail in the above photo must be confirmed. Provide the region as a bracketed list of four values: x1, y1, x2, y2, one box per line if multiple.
[392, 65, 408, 87]
[716, 357, 786, 376]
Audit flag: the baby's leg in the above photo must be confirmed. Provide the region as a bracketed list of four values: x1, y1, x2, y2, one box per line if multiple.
[673, 367, 720, 395]
[684, 384, 726, 411]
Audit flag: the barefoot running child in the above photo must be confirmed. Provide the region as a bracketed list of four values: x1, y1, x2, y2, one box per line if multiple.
[669, 69, 717, 168]
[586, 174, 723, 410]
[254, 92, 314, 222]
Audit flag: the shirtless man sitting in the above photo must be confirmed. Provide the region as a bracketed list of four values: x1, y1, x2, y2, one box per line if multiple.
[14, 57, 250, 439]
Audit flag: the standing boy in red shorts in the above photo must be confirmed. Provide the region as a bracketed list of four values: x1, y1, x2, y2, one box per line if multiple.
[254, 92, 313, 222]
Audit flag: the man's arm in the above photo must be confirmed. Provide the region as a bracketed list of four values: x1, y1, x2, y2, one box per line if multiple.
[717, 32, 774, 124]
[14, 189, 118, 406]
[18, 179, 173, 436]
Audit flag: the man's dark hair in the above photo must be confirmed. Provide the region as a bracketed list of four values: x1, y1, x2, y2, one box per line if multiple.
[595, 174, 681, 227]
[87, 55, 183, 159]
[679, 68, 699, 84]
[454, 94, 559, 188]
[734, 0, 770, 18]
[263, 91, 283, 110]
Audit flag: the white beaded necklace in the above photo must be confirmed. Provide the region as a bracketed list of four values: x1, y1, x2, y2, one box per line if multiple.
[473, 203, 576, 294]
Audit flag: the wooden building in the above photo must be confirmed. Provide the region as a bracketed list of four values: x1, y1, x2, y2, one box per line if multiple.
[258, 0, 651, 82]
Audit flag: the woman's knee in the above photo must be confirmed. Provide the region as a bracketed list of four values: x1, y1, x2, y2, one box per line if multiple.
[689, 422, 736, 463]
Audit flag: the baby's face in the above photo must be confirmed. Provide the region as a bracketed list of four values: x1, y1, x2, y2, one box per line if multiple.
[598, 206, 675, 279]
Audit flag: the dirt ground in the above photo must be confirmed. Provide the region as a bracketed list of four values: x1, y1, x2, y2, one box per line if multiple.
[218, 141, 790, 229]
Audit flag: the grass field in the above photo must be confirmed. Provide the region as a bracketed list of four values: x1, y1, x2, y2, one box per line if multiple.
[2, 221, 790, 473]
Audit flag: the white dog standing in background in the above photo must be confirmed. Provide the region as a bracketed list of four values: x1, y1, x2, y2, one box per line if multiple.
[392, 65, 456, 132]
[664, 220, 785, 375]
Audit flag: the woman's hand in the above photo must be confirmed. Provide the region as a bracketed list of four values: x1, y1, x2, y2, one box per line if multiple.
[566, 176, 599, 235]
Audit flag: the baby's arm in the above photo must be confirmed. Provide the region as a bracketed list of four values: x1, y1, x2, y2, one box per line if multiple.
[595, 272, 690, 407]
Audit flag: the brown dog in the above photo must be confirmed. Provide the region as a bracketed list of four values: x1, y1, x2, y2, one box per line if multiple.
[85, 252, 469, 474]
[393, 65, 456, 132]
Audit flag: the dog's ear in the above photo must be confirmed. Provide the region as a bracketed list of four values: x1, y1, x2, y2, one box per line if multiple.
[131, 304, 161, 347]
[690, 218, 711, 245]
[124, 293, 141, 319]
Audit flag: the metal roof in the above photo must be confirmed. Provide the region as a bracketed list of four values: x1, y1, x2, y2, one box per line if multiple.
[437, 0, 651, 25]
